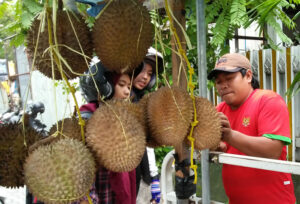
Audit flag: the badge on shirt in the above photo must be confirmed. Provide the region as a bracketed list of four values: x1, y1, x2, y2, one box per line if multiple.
[242, 117, 250, 127]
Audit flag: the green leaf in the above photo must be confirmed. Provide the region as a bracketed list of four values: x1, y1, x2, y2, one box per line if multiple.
[267, 16, 293, 45]
[292, 11, 300, 20]
[211, 5, 232, 46]
[230, 0, 248, 26]
[23, 0, 43, 15]
[20, 10, 35, 28]
[205, 0, 222, 24]
[9, 33, 25, 47]
[287, 71, 300, 99]
[0, 2, 9, 19]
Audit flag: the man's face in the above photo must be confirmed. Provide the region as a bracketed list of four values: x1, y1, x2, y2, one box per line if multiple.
[215, 70, 252, 109]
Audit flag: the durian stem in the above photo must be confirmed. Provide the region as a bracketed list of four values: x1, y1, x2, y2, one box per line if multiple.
[164, 0, 198, 184]
[46, 6, 86, 143]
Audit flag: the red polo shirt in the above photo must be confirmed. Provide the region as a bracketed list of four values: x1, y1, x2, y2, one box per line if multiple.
[217, 89, 295, 204]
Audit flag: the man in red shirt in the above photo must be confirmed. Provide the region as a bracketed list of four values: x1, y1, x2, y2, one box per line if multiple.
[208, 53, 296, 204]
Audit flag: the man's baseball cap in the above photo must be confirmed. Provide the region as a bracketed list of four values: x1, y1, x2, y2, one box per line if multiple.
[207, 53, 251, 80]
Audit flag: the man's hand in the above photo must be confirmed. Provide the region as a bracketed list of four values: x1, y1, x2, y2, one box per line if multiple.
[218, 112, 233, 143]
[216, 141, 227, 152]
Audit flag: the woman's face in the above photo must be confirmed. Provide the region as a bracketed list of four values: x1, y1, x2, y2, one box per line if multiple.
[133, 63, 153, 90]
[113, 74, 131, 99]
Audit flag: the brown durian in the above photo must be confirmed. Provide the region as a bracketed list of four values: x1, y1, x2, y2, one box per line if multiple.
[137, 93, 161, 148]
[29, 117, 84, 153]
[86, 100, 146, 172]
[147, 86, 194, 146]
[0, 123, 43, 188]
[24, 138, 95, 204]
[93, 0, 153, 73]
[26, 11, 93, 80]
[187, 97, 221, 150]
[49, 117, 83, 141]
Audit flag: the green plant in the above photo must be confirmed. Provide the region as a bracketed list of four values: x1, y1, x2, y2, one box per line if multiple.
[154, 146, 173, 173]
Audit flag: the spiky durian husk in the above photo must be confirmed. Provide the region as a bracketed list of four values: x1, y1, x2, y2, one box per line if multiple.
[147, 86, 193, 146]
[187, 97, 221, 150]
[24, 138, 95, 204]
[49, 117, 83, 141]
[93, 0, 153, 73]
[26, 11, 93, 80]
[136, 93, 161, 148]
[29, 117, 84, 153]
[0, 123, 43, 188]
[86, 100, 146, 172]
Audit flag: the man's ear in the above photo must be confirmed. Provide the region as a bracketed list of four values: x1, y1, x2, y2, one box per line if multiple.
[246, 69, 252, 84]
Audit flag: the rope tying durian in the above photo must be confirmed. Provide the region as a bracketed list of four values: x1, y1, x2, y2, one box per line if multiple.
[46, 2, 86, 144]
[164, 0, 198, 184]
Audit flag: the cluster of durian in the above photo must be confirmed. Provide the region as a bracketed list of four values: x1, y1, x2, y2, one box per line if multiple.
[26, 0, 153, 79]
[86, 100, 146, 172]
[26, 10, 93, 80]
[24, 138, 96, 204]
[0, 123, 43, 188]
[142, 86, 222, 150]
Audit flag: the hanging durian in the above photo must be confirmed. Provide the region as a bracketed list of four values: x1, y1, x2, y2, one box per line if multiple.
[136, 93, 161, 147]
[93, 0, 153, 73]
[187, 97, 221, 150]
[86, 100, 146, 172]
[26, 10, 93, 80]
[49, 117, 83, 141]
[24, 138, 96, 204]
[29, 117, 85, 153]
[0, 123, 43, 188]
[147, 86, 193, 146]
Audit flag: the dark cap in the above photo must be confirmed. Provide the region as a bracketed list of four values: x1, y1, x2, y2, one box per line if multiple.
[207, 53, 251, 80]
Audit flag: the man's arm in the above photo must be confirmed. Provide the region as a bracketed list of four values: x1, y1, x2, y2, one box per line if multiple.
[219, 112, 284, 159]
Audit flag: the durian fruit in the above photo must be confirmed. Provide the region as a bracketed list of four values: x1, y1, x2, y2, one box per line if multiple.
[93, 0, 153, 73]
[24, 138, 95, 204]
[187, 97, 221, 150]
[86, 100, 146, 172]
[49, 117, 83, 141]
[26, 10, 93, 80]
[0, 123, 43, 188]
[29, 117, 84, 153]
[137, 93, 161, 148]
[147, 86, 194, 146]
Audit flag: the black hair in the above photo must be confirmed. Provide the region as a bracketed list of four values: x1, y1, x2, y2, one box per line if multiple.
[133, 58, 156, 78]
[240, 69, 260, 89]
[133, 62, 144, 78]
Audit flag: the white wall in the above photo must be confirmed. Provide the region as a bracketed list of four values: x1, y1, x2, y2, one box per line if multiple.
[30, 71, 84, 131]
[0, 187, 26, 204]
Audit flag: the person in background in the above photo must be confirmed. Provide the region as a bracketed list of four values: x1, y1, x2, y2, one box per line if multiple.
[77, 61, 135, 204]
[207, 53, 296, 203]
[132, 47, 163, 204]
